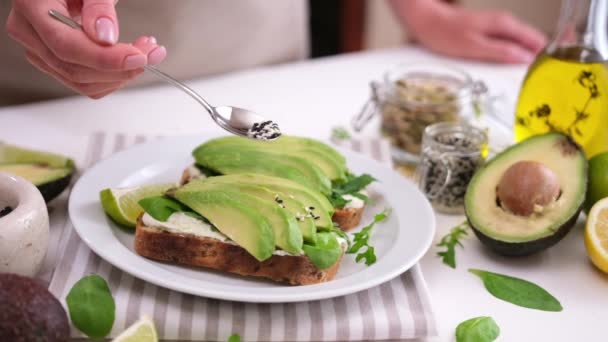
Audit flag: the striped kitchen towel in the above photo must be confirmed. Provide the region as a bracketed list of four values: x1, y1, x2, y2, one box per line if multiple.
[46, 132, 437, 341]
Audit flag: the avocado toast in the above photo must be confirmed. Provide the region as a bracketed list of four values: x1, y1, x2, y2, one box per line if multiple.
[102, 135, 371, 285]
[181, 136, 375, 231]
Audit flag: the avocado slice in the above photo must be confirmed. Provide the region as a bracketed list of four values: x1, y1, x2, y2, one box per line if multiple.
[193, 136, 347, 182]
[194, 149, 332, 195]
[465, 133, 587, 256]
[0, 164, 72, 202]
[181, 179, 317, 243]
[173, 190, 276, 261]
[193, 173, 335, 228]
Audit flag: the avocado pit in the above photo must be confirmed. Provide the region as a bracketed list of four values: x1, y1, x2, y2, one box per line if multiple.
[496, 161, 560, 216]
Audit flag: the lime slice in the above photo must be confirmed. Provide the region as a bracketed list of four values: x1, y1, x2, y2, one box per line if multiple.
[112, 315, 158, 342]
[100, 183, 176, 228]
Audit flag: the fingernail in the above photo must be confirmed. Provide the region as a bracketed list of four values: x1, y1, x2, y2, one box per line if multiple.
[515, 50, 535, 63]
[148, 46, 166, 65]
[124, 54, 147, 69]
[149, 36, 157, 44]
[95, 17, 117, 44]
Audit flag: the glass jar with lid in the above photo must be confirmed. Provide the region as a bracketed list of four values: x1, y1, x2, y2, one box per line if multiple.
[352, 63, 488, 165]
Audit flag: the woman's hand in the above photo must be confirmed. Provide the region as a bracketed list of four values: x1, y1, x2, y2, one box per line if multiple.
[391, 0, 547, 64]
[5, 0, 167, 98]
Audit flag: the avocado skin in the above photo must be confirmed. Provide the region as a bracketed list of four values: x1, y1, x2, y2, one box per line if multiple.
[37, 173, 72, 203]
[469, 207, 581, 256]
[0, 273, 69, 342]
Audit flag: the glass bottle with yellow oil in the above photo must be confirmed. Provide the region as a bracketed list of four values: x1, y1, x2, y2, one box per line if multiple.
[514, 0, 608, 158]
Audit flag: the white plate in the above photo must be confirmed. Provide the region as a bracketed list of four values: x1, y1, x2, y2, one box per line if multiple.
[69, 134, 435, 303]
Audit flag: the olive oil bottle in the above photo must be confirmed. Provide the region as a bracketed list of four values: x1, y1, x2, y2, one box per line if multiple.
[514, 0, 608, 158]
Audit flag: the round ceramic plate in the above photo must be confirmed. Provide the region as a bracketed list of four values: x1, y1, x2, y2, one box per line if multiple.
[69, 134, 435, 303]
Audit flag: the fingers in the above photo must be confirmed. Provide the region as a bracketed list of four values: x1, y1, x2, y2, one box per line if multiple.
[8, 9, 144, 83]
[132, 36, 166, 65]
[80, 0, 119, 45]
[482, 11, 547, 53]
[472, 35, 539, 64]
[13, 0, 147, 70]
[26, 51, 127, 98]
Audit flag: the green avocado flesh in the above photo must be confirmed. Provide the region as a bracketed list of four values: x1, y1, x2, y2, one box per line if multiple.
[192, 136, 348, 193]
[181, 180, 317, 243]
[173, 190, 276, 261]
[194, 173, 334, 228]
[0, 164, 71, 186]
[0, 142, 74, 169]
[465, 132, 587, 256]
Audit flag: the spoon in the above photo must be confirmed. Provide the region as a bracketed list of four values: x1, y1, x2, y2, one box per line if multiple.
[48, 9, 281, 141]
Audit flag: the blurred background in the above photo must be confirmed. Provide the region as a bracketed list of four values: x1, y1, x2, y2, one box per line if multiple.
[310, 0, 559, 57]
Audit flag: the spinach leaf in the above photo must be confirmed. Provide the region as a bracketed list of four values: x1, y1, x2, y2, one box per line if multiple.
[469, 269, 563, 312]
[347, 208, 391, 266]
[436, 221, 469, 269]
[66, 275, 115, 339]
[138, 196, 191, 221]
[455, 316, 500, 342]
[228, 333, 241, 342]
[303, 232, 343, 269]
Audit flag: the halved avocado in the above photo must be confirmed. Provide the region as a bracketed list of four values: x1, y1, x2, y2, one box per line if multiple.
[0, 164, 72, 202]
[464, 133, 587, 256]
[0, 142, 75, 202]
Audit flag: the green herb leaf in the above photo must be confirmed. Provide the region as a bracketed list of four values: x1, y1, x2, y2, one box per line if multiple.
[138, 196, 191, 221]
[469, 269, 563, 312]
[330, 223, 352, 250]
[328, 192, 349, 208]
[66, 275, 115, 339]
[334, 174, 376, 195]
[303, 232, 343, 269]
[331, 126, 351, 141]
[455, 316, 500, 342]
[228, 333, 241, 342]
[436, 221, 469, 269]
[347, 208, 391, 266]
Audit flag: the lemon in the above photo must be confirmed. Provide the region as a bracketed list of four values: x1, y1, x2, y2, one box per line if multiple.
[112, 315, 158, 342]
[584, 197, 608, 273]
[100, 183, 176, 228]
[585, 152, 608, 213]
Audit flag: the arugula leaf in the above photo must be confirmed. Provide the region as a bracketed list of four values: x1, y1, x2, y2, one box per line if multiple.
[333, 174, 376, 195]
[138, 196, 192, 221]
[328, 192, 349, 208]
[331, 126, 351, 141]
[66, 275, 115, 339]
[455, 316, 500, 342]
[469, 269, 563, 312]
[329, 173, 376, 208]
[436, 221, 470, 269]
[347, 208, 391, 266]
[303, 232, 343, 269]
[228, 333, 241, 342]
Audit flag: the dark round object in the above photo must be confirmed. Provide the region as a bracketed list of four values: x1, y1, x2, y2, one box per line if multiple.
[0, 273, 69, 342]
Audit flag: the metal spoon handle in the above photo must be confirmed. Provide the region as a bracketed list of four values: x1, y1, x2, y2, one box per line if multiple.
[47, 9, 215, 115]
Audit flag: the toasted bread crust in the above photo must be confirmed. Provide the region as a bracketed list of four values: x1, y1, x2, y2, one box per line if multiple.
[181, 167, 366, 231]
[332, 206, 365, 231]
[134, 217, 343, 285]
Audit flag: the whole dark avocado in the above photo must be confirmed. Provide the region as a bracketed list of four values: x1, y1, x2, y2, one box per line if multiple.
[0, 273, 69, 342]
[465, 132, 587, 256]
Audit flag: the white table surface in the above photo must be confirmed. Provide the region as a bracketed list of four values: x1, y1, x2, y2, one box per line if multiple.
[1, 47, 605, 341]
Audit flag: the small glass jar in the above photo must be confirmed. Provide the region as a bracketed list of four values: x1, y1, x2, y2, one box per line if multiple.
[352, 63, 488, 165]
[415, 122, 488, 214]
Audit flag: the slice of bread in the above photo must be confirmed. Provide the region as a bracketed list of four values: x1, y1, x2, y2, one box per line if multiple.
[134, 216, 344, 285]
[179, 167, 366, 231]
